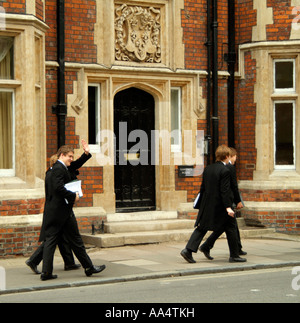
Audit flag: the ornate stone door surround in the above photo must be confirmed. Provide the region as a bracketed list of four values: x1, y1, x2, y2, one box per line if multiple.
[67, 67, 204, 213]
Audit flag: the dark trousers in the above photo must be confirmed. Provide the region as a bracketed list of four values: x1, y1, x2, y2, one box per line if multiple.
[185, 226, 207, 253]
[28, 235, 75, 267]
[201, 217, 239, 258]
[42, 214, 93, 273]
[201, 217, 242, 254]
[186, 217, 240, 258]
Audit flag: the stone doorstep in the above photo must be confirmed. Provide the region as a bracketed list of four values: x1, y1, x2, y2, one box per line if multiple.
[106, 210, 178, 222]
[81, 217, 275, 248]
[104, 219, 195, 233]
[104, 218, 246, 234]
[81, 228, 276, 248]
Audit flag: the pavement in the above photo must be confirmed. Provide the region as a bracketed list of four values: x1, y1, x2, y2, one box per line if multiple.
[0, 232, 300, 296]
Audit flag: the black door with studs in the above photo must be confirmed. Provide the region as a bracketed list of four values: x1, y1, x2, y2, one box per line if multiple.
[114, 88, 156, 212]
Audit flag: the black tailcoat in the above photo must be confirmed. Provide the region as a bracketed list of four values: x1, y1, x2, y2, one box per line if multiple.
[227, 162, 241, 206]
[39, 153, 91, 242]
[39, 161, 76, 241]
[195, 161, 234, 231]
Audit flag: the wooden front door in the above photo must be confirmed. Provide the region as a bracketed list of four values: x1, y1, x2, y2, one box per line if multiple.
[114, 88, 156, 212]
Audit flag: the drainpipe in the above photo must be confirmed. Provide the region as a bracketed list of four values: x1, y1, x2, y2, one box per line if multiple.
[205, 0, 212, 164]
[52, 0, 66, 147]
[227, 0, 236, 147]
[211, 0, 219, 159]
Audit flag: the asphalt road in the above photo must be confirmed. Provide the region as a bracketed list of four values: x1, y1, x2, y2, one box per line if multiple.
[0, 266, 299, 305]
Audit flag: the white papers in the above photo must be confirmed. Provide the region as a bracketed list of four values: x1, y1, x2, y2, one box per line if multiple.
[193, 192, 201, 209]
[64, 180, 83, 197]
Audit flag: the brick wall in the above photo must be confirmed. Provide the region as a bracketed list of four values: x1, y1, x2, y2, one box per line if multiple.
[46, 68, 58, 158]
[65, 0, 97, 63]
[45, 0, 57, 61]
[242, 209, 300, 234]
[266, 0, 293, 41]
[45, 0, 97, 63]
[0, 225, 41, 257]
[175, 166, 202, 202]
[241, 189, 300, 202]
[0, 0, 26, 13]
[182, 0, 229, 72]
[76, 167, 104, 207]
[181, 0, 207, 70]
[0, 199, 44, 216]
[235, 51, 257, 180]
[0, 0, 44, 18]
[36, 0, 44, 20]
[236, 0, 256, 44]
[0, 215, 105, 257]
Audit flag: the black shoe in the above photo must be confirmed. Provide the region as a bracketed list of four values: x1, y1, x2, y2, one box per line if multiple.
[64, 264, 81, 271]
[199, 246, 214, 260]
[85, 265, 106, 277]
[180, 248, 196, 263]
[239, 250, 247, 256]
[40, 272, 58, 281]
[229, 257, 247, 263]
[25, 259, 41, 275]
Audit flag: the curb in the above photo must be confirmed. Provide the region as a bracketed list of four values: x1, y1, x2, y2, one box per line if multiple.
[1, 260, 300, 296]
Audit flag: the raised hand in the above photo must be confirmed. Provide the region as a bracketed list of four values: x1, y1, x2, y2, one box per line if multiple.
[81, 139, 90, 155]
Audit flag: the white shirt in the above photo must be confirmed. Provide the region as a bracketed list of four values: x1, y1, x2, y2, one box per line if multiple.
[58, 159, 67, 169]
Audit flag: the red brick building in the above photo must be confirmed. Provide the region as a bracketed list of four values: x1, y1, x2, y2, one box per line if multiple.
[0, 0, 299, 256]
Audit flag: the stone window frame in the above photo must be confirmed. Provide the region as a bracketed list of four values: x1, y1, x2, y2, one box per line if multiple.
[238, 42, 300, 180]
[273, 58, 297, 171]
[0, 14, 48, 190]
[270, 53, 299, 176]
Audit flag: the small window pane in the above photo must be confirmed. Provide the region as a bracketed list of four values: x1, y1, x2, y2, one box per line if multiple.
[275, 61, 294, 90]
[0, 91, 13, 169]
[171, 88, 181, 148]
[88, 85, 100, 145]
[0, 37, 14, 80]
[275, 102, 294, 166]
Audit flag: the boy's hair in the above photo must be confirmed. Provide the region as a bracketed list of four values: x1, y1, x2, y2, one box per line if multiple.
[229, 147, 237, 157]
[56, 145, 74, 158]
[49, 154, 58, 167]
[215, 145, 231, 162]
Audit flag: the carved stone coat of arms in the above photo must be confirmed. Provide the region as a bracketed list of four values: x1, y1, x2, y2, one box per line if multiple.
[115, 4, 161, 63]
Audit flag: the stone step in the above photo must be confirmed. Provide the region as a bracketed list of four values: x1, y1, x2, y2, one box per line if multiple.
[82, 229, 193, 248]
[82, 218, 275, 248]
[104, 219, 195, 233]
[106, 211, 178, 222]
[104, 217, 245, 234]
